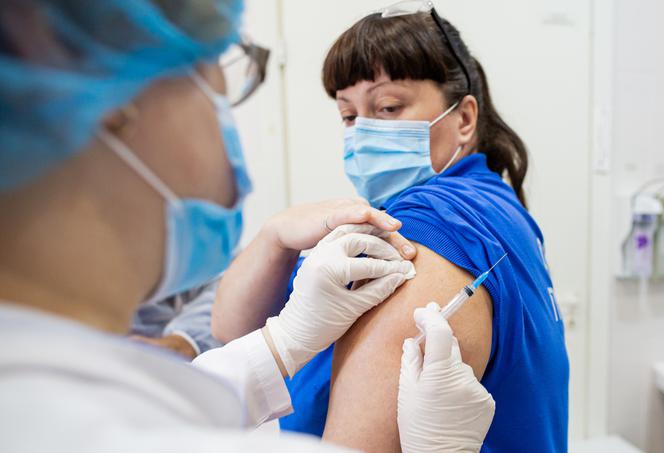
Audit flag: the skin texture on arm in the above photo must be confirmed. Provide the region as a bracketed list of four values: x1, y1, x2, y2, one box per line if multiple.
[211, 200, 417, 343]
[212, 225, 300, 343]
[322, 243, 493, 453]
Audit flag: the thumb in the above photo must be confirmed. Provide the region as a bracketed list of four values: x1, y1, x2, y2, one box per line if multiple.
[400, 337, 423, 383]
[414, 303, 455, 369]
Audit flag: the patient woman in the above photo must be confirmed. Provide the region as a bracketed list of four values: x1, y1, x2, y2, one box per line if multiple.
[213, 4, 568, 453]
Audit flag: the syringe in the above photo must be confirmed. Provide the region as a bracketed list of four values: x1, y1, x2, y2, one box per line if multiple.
[413, 253, 508, 345]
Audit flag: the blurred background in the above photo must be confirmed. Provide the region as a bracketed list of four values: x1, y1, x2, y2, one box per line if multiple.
[231, 0, 664, 451]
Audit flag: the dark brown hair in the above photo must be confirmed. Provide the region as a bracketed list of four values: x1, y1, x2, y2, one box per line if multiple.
[322, 13, 529, 207]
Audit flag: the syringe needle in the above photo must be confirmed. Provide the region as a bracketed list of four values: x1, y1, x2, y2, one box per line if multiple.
[486, 253, 508, 274]
[413, 253, 508, 345]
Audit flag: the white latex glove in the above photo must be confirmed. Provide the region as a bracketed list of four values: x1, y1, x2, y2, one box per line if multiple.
[398, 302, 496, 453]
[266, 224, 416, 377]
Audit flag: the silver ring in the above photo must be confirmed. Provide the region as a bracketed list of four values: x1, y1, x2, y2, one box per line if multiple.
[324, 216, 334, 232]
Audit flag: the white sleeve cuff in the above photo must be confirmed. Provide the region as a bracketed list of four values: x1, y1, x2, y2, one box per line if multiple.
[244, 329, 293, 423]
[192, 329, 293, 427]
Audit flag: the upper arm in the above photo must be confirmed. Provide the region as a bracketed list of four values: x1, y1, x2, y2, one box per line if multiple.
[322, 243, 493, 453]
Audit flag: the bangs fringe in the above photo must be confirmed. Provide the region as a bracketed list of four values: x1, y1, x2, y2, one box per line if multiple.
[322, 13, 449, 98]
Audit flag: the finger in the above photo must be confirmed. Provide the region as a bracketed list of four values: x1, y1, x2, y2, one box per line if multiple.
[413, 302, 441, 326]
[352, 196, 370, 206]
[320, 223, 389, 244]
[487, 394, 497, 418]
[348, 257, 415, 282]
[339, 232, 402, 260]
[365, 209, 401, 231]
[413, 306, 455, 368]
[325, 206, 372, 232]
[385, 232, 417, 260]
[400, 337, 423, 382]
[353, 272, 407, 305]
[449, 336, 463, 363]
[326, 206, 401, 233]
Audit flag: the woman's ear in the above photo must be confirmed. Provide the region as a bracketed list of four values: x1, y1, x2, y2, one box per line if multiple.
[457, 94, 478, 145]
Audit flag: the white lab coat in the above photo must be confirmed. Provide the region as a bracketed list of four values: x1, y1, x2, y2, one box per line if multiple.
[0, 304, 354, 453]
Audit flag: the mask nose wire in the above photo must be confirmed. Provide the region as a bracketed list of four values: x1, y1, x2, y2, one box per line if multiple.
[97, 129, 182, 207]
[429, 100, 460, 128]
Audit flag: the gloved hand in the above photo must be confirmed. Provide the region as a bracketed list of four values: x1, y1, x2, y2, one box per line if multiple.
[398, 302, 496, 453]
[266, 224, 416, 377]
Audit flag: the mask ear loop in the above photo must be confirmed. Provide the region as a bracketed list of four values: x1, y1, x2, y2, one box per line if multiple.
[429, 100, 460, 128]
[428, 101, 463, 174]
[440, 145, 463, 174]
[189, 70, 220, 107]
[97, 129, 182, 208]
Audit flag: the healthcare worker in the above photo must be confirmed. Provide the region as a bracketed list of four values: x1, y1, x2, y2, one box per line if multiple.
[129, 40, 271, 360]
[0, 1, 494, 453]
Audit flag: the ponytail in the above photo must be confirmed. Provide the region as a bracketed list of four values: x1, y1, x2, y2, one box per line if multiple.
[473, 59, 529, 207]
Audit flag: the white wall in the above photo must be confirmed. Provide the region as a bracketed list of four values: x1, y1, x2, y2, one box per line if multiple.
[233, 0, 290, 246]
[607, 0, 664, 450]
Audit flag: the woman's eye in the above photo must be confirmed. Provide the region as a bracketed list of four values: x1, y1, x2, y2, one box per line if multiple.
[379, 105, 401, 114]
[342, 115, 357, 125]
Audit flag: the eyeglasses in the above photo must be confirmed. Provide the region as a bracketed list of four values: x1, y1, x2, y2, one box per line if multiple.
[374, 0, 473, 95]
[217, 38, 270, 107]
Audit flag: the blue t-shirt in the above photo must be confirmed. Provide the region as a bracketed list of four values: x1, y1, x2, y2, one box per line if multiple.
[279, 154, 569, 452]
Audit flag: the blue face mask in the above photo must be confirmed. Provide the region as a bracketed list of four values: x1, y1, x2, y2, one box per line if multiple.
[343, 102, 461, 209]
[190, 72, 253, 202]
[98, 74, 251, 303]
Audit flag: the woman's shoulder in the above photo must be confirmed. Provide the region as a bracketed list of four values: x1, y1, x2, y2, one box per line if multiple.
[387, 167, 537, 240]
[388, 175, 509, 234]
[385, 171, 541, 289]
[389, 170, 516, 217]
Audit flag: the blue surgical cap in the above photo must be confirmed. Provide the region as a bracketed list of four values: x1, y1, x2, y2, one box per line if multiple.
[0, 0, 243, 191]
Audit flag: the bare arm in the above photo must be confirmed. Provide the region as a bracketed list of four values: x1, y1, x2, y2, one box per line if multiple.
[212, 224, 299, 343]
[211, 199, 418, 343]
[323, 243, 493, 452]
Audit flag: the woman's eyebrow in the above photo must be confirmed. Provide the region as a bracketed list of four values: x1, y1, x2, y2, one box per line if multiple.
[367, 80, 392, 94]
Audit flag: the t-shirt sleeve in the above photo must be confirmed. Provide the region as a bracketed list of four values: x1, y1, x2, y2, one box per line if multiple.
[386, 185, 508, 364]
[387, 187, 503, 288]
